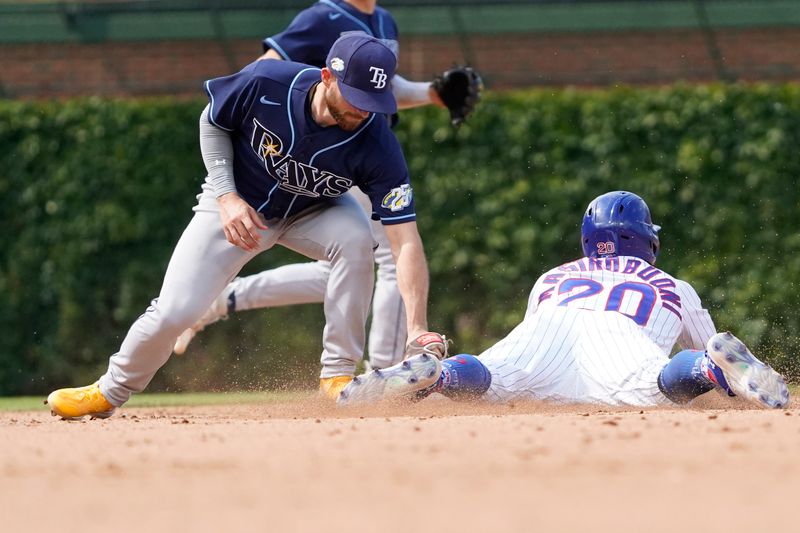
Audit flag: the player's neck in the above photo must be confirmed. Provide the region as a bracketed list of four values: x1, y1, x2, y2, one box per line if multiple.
[344, 0, 376, 15]
[309, 82, 336, 128]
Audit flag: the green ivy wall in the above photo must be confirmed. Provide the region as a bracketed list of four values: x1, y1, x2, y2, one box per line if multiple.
[2, 84, 799, 395]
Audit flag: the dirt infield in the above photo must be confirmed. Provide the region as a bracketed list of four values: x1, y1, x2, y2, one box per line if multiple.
[2, 393, 798, 533]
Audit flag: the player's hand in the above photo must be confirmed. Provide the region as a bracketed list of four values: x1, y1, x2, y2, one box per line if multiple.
[403, 331, 450, 360]
[217, 192, 268, 251]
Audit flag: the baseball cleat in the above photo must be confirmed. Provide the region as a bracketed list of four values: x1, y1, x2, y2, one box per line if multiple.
[319, 375, 354, 400]
[173, 284, 237, 355]
[45, 382, 115, 420]
[337, 353, 442, 406]
[705, 332, 790, 409]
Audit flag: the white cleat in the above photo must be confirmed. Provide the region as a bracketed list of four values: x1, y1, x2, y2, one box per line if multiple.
[173, 284, 236, 355]
[337, 354, 442, 406]
[706, 332, 790, 409]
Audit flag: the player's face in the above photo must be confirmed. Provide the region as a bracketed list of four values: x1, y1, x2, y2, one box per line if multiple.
[325, 80, 370, 131]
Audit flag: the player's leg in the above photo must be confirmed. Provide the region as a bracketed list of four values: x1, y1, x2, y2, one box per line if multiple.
[572, 311, 673, 407]
[340, 309, 571, 406]
[173, 187, 369, 360]
[46, 185, 277, 418]
[420, 354, 492, 400]
[656, 349, 715, 403]
[100, 190, 275, 406]
[173, 260, 330, 354]
[346, 188, 406, 370]
[350, 308, 570, 405]
[233, 261, 330, 309]
[478, 307, 584, 403]
[481, 307, 665, 406]
[340, 307, 593, 406]
[659, 332, 789, 408]
[278, 194, 375, 398]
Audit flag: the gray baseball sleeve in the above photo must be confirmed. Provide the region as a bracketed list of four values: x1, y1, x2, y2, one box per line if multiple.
[199, 105, 236, 198]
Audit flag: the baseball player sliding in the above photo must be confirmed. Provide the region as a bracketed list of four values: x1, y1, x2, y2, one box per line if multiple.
[172, 0, 482, 370]
[338, 191, 790, 410]
[46, 34, 448, 419]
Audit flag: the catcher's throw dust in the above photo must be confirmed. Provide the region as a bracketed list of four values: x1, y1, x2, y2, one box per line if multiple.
[172, 0, 482, 371]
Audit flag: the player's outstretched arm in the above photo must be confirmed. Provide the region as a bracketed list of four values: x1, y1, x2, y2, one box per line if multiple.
[384, 221, 429, 338]
[393, 66, 484, 126]
[391, 74, 444, 110]
[383, 222, 449, 360]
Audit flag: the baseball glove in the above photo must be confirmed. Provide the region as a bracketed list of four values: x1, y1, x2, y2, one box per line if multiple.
[403, 332, 450, 360]
[431, 65, 484, 127]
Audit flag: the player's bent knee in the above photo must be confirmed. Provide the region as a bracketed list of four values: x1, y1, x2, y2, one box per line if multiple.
[148, 301, 207, 335]
[150, 312, 194, 337]
[332, 231, 375, 264]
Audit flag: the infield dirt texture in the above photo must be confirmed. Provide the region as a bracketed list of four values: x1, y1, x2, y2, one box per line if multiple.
[3, 393, 798, 532]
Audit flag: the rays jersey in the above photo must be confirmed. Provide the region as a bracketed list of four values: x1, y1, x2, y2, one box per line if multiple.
[263, 0, 399, 67]
[204, 60, 415, 225]
[526, 256, 716, 353]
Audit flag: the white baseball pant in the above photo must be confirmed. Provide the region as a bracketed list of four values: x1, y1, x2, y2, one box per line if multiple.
[480, 306, 673, 407]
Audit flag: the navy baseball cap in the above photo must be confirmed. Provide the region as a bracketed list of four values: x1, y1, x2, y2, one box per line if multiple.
[326, 33, 397, 114]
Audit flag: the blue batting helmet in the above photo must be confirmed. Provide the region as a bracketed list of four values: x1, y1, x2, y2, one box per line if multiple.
[580, 191, 661, 264]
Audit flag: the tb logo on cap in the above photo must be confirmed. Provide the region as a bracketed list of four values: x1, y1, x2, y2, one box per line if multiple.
[369, 66, 388, 89]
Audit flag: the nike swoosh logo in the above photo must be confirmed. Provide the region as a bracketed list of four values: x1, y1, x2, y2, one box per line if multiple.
[328, 13, 342, 20]
[259, 96, 281, 106]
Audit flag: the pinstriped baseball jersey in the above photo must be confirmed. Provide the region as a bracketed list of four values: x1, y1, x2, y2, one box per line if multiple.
[526, 256, 716, 352]
[478, 256, 717, 406]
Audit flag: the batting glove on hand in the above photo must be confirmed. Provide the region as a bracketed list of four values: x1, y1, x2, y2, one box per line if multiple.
[403, 332, 450, 361]
[431, 65, 484, 127]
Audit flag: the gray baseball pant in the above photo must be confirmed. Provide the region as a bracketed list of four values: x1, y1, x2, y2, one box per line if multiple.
[219, 189, 406, 369]
[98, 183, 375, 407]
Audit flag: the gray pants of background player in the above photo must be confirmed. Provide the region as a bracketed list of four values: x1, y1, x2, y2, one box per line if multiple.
[98, 182, 375, 407]
[220, 189, 406, 369]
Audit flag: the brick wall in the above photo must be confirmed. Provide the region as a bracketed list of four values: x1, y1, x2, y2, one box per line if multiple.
[3, 27, 800, 99]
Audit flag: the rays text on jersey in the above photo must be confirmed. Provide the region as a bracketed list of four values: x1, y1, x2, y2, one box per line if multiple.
[251, 118, 353, 198]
